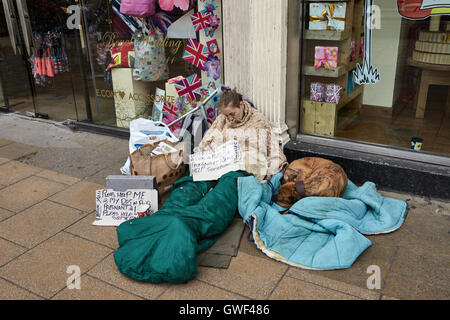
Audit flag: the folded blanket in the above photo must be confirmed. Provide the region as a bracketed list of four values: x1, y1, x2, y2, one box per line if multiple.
[237, 172, 408, 270]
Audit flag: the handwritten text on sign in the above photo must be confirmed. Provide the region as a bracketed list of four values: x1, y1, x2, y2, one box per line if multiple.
[94, 189, 158, 226]
[190, 140, 245, 181]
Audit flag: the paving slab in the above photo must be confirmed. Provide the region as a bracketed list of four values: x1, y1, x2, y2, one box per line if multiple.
[65, 212, 118, 249]
[0, 232, 112, 299]
[0, 200, 86, 248]
[36, 170, 81, 186]
[286, 267, 380, 300]
[51, 274, 143, 300]
[0, 237, 27, 267]
[0, 142, 40, 161]
[0, 207, 15, 222]
[196, 251, 288, 300]
[0, 176, 66, 212]
[269, 276, 361, 300]
[0, 160, 43, 186]
[159, 280, 249, 300]
[87, 254, 170, 300]
[0, 278, 44, 300]
[49, 180, 105, 213]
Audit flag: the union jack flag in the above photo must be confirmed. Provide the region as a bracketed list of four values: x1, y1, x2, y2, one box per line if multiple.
[190, 12, 212, 32]
[162, 102, 179, 118]
[183, 39, 209, 70]
[174, 74, 202, 101]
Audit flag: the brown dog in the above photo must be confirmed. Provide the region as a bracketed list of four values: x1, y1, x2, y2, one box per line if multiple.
[275, 157, 348, 208]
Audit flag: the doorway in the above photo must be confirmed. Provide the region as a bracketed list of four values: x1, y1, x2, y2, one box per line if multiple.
[0, 0, 90, 121]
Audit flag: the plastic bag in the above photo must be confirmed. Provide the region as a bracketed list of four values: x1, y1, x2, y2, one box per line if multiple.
[121, 118, 179, 175]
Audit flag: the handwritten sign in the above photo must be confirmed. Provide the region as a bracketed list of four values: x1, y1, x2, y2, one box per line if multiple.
[190, 140, 245, 181]
[93, 189, 158, 226]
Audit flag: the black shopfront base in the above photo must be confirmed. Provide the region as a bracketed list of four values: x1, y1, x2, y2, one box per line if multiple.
[284, 140, 450, 200]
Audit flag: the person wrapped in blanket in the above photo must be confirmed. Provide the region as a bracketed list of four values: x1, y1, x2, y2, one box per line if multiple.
[113, 89, 288, 283]
[196, 88, 288, 180]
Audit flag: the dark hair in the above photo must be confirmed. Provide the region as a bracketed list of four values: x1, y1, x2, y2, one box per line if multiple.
[219, 88, 243, 108]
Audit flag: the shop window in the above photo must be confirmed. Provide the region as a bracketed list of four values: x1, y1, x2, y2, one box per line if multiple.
[82, 0, 223, 134]
[299, 0, 450, 156]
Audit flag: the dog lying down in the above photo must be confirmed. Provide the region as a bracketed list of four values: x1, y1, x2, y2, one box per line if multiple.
[274, 157, 348, 208]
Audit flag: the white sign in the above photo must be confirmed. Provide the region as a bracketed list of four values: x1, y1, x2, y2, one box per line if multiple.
[93, 189, 158, 226]
[190, 140, 245, 181]
[421, 0, 450, 9]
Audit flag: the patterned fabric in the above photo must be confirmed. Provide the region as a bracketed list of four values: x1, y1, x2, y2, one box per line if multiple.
[133, 30, 169, 82]
[197, 101, 288, 178]
[183, 39, 209, 70]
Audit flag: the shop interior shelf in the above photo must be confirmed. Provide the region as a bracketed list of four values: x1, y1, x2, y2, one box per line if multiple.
[305, 29, 351, 41]
[303, 60, 357, 78]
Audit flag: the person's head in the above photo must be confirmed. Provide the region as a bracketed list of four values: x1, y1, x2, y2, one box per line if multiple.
[219, 89, 245, 122]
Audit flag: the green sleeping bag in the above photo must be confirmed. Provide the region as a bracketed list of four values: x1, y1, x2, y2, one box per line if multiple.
[113, 171, 245, 283]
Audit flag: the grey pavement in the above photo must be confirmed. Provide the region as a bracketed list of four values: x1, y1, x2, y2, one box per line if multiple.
[0, 113, 449, 300]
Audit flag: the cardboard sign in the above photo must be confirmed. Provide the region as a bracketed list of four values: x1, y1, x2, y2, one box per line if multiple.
[189, 140, 245, 181]
[93, 189, 158, 226]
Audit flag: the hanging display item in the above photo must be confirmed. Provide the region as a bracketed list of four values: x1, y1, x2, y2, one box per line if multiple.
[206, 39, 220, 56]
[133, 29, 169, 82]
[203, 54, 221, 81]
[28, 30, 70, 86]
[158, 0, 190, 12]
[120, 0, 156, 17]
[174, 73, 202, 101]
[204, 14, 220, 37]
[190, 11, 212, 32]
[183, 39, 209, 70]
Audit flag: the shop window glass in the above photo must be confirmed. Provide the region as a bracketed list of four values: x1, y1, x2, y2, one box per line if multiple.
[299, 0, 450, 156]
[82, 0, 223, 134]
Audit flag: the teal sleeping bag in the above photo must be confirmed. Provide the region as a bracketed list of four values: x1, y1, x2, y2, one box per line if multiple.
[113, 171, 245, 283]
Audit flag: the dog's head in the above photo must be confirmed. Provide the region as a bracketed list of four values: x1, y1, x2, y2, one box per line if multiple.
[275, 181, 306, 208]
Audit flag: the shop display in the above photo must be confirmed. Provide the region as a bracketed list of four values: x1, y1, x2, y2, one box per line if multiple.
[190, 11, 212, 32]
[325, 84, 342, 104]
[413, 29, 450, 65]
[360, 36, 364, 58]
[106, 42, 135, 70]
[120, 0, 156, 17]
[158, 0, 190, 12]
[203, 55, 221, 81]
[29, 31, 70, 86]
[302, 0, 364, 137]
[314, 46, 338, 71]
[133, 29, 169, 81]
[183, 39, 210, 70]
[309, 2, 347, 31]
[350, 40, 356, 62]
[174, 73, 203, 101]
[206, 39, 220, 56]
[310, 82, 325, 102]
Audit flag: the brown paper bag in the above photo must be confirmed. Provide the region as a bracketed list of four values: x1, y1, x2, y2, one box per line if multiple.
[129, 140, 185, 195]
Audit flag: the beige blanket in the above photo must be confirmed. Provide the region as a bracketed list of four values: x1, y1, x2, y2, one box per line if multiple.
[196, 101, 288, 180]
